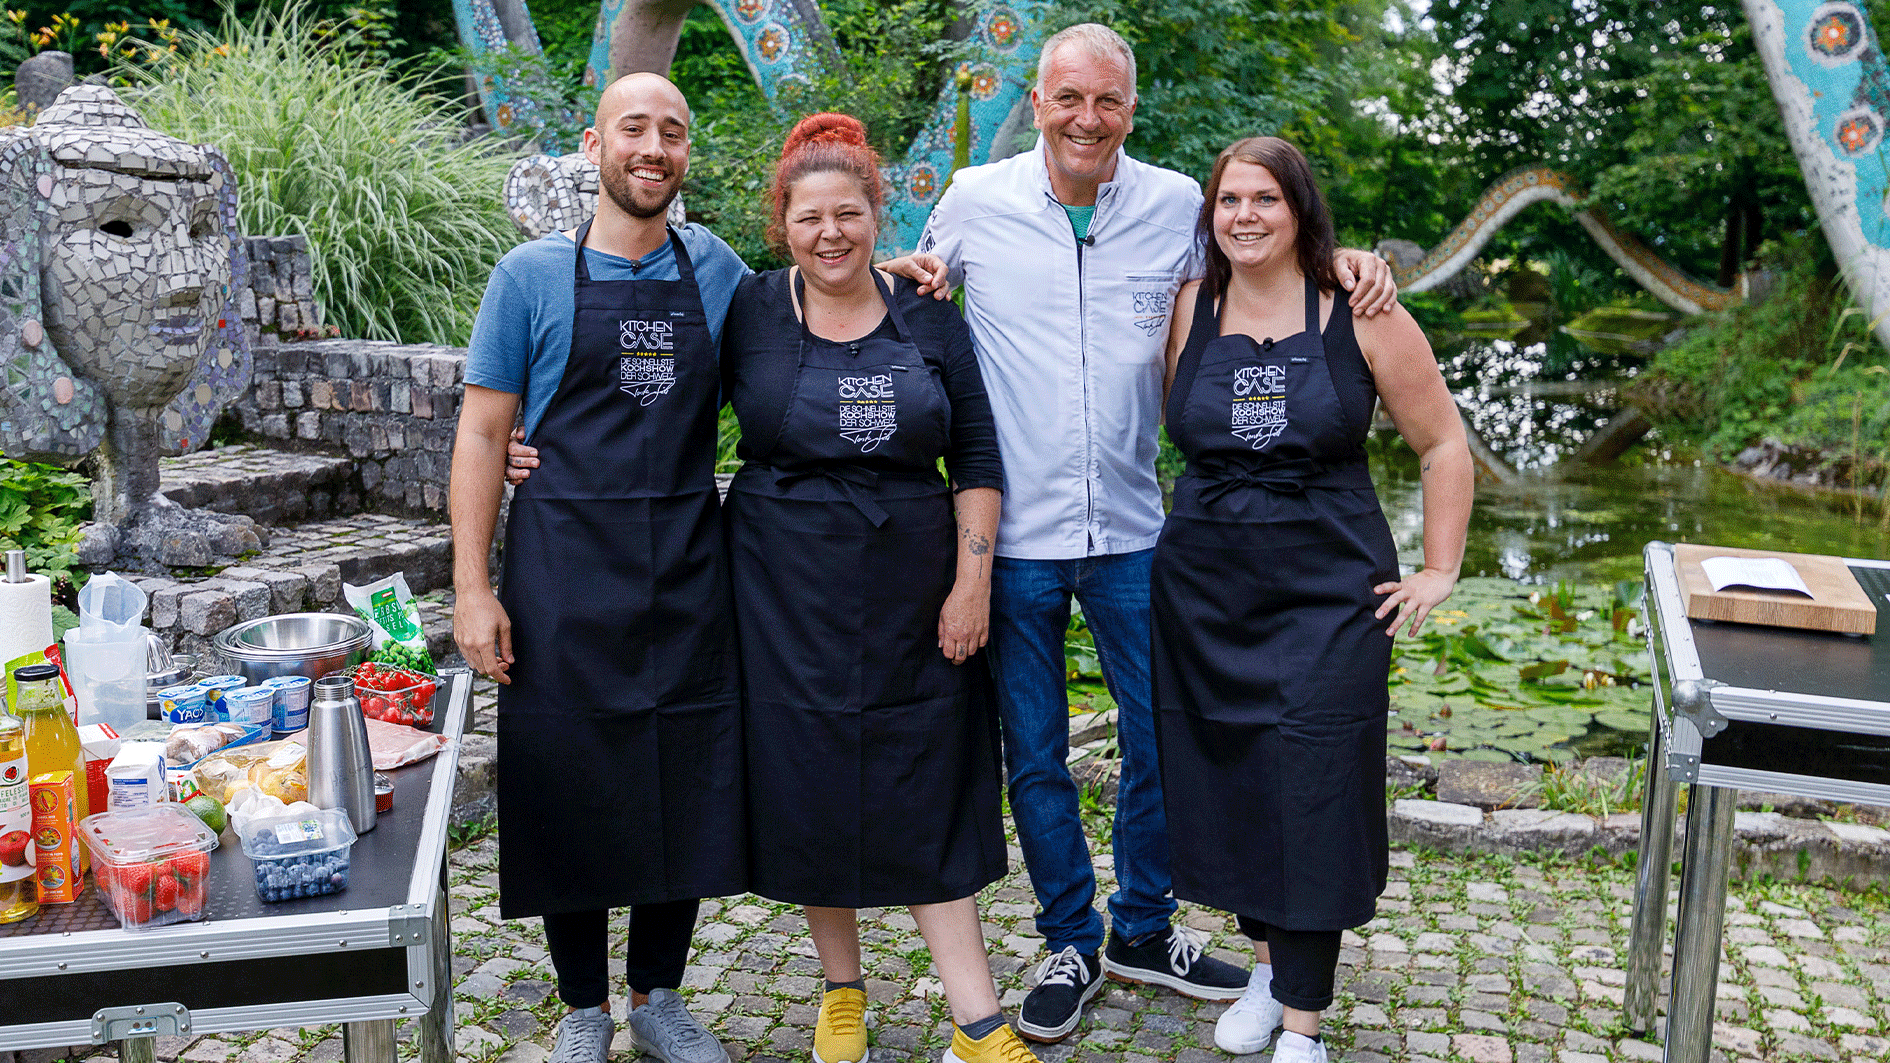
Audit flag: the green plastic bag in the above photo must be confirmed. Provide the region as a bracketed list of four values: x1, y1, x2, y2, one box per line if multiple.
[342, 573, 436, 674]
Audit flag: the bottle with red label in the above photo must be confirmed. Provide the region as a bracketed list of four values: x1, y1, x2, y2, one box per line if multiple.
[0, 708, 35, 923]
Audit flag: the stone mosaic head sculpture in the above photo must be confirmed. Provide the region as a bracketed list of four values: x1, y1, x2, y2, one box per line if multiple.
[0, 85, 250, 526]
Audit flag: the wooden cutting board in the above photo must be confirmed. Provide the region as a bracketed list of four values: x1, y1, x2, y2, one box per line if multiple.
[1674, 543, 1877, 635]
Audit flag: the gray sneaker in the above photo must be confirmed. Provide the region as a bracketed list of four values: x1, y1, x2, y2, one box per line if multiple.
[628, 988, 729, 1063]
[549, 1008, 616, 1063]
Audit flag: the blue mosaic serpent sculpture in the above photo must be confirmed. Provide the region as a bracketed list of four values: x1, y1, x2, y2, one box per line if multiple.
[1744, 0, 1890, 353]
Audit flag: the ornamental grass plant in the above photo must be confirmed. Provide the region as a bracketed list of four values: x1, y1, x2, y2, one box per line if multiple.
[118, 5, 523, 345]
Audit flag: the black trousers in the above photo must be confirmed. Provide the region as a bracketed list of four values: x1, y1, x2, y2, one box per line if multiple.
[1235, 915, 1343, 1011]
[542, 899, 701, 1007]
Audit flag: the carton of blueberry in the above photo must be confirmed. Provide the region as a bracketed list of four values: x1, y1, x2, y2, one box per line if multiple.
[240, 808, 358, 903]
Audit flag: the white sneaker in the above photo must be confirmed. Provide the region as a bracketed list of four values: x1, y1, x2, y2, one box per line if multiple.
[1269, 1031, 1326, 1063]
[1213, 966, 1284, 1054]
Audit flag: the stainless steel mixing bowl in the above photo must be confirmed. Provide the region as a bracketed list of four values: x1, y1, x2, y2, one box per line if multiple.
[211, 613, 373, 685]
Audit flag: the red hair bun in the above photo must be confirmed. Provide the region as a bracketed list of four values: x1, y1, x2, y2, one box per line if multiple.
[782, 113, 869, 159]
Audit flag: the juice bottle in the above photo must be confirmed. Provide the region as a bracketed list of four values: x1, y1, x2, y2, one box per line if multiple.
[15, 663, 89, 871]
[0, 709, 34, 923]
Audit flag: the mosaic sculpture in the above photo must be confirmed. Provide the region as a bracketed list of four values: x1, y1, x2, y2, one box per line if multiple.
[0, 84, 259, 566]
[468, 0, 1048, 252]
[1391, 168, 1744, 315]
[1746, 0, 1890, 355]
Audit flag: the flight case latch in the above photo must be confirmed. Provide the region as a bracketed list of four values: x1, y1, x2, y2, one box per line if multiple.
[92, 1003, 191, 1042]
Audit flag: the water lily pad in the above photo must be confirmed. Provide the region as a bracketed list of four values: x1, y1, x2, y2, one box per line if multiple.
[1594, 709, 1652, 733]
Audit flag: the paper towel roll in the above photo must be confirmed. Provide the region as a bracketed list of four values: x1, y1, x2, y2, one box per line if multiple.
[0, 574, 55, 671]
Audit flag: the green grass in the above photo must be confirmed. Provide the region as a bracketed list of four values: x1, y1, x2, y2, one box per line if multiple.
[120, 4, 524, 346]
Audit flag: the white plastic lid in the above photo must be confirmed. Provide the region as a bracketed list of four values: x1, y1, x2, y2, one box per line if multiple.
[239, 807, 358, 860]
[79, 803, 220, 866]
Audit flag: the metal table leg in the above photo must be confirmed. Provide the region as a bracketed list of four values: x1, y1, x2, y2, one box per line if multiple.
[119, 1036, 155, 1063]
[1664, 783, 1738, 1063]
[343, 1018, 397, 1063]
[419, 854, 456, 1063]
[1625, 713, 1680, 1033]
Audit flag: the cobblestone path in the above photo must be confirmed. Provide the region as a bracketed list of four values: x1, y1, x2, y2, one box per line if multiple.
[27, 686, 1890, 1063]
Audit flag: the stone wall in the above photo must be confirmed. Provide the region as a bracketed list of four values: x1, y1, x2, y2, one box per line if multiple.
[237, 236, 329, 349]
[228, 338, 466, 514]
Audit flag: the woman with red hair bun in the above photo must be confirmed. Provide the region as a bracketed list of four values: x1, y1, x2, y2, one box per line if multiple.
[723, 113, 1037, 1063]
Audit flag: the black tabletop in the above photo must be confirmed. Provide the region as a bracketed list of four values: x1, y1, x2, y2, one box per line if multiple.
[1688, 563, 1890, 705]
[0, 681, 459, 938]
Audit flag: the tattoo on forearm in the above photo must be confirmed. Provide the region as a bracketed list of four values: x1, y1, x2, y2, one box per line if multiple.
[960, 525, 991, 556]
[1422, 460, 1433, 473]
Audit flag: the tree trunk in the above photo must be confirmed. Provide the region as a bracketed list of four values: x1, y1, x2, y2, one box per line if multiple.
[1716, 203, 1741, 288]
[1743, 200, 1764, 269]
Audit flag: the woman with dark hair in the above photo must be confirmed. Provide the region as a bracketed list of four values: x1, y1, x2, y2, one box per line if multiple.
[1151, 136, 1473, 1063]
[720, 112, 1037, 1063]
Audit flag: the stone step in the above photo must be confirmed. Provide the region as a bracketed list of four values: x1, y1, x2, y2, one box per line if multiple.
[131, 512, 455, 659]
[161, 444, 362, 525]
[261, 514, 454, 595]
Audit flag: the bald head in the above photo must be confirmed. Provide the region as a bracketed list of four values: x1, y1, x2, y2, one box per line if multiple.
[595, 72, 692, 134]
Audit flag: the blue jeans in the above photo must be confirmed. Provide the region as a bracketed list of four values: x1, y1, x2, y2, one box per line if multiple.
[986, 549, 1175, 954]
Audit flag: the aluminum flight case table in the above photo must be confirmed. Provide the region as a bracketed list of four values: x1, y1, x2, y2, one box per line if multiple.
[1625, 543, 1890, 1063]
[0, 667, 473, 1063]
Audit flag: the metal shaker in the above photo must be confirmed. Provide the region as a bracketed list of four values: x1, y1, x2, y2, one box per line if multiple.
[306, 675, 377, 833]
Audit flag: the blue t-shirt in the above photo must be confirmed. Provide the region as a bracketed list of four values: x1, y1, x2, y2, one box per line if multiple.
[465, 225, 751, 438]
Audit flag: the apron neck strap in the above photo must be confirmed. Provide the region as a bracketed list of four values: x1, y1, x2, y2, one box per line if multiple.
[572, 221, 692, 285]
[792, 267, 906, 344]
[1303, 272, 1321, 336]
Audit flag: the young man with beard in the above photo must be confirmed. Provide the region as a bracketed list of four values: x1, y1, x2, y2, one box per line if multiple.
[451, 73, 748, 1063]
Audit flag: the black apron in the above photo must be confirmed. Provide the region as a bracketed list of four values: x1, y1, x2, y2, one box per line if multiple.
[730, 270, 1005, 908]
[496, 223, 745, 919]
[1151, 276, 1394, 931]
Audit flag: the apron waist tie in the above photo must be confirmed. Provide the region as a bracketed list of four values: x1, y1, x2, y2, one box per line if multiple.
[1193, 461, 1373, 505]
[768, 466, 891, 527]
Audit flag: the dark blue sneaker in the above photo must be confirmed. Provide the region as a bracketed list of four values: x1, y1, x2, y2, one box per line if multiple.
[1101, 925, 1248, 1000]
[1017, 945, 1103, 1042]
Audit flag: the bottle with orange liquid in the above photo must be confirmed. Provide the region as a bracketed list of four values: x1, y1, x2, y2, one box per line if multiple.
[0, 707, 34, 923]
[16, 663, 89, 874]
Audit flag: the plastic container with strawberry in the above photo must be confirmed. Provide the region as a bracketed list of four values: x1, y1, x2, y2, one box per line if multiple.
[78, 804, 219, 931]
[342, 662, 438, 728]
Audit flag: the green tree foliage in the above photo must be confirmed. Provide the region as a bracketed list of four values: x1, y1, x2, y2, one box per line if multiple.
[1585, 21, 1815, 286]
[1632, 234, 1890, 468]
[8, 2, 457, 75]
[1057, 0, 1363, 184]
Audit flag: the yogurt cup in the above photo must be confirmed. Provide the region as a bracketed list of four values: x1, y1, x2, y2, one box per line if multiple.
[262, 676, 312, 734]
[156, 684, 207, 725]
[198, 676, 246, 722]
[223, 685, 276, 728]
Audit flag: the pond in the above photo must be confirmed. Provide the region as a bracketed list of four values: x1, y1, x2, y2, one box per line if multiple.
[1377, 337, 1890, 583]
[1365, 338, 1890, 763]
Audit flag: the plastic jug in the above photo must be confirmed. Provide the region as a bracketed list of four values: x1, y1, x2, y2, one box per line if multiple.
[65, 573, 149, 733]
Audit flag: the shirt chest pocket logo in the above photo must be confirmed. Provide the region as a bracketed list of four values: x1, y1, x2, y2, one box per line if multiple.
[1230, 364, 1287, 449]
[618, 318, 677, 405]
[1131, 288, 1172, 335]
[838, 372, 898, 452]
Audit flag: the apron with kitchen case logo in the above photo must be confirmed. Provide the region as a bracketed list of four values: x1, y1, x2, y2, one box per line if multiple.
[495, 222, 744, 918]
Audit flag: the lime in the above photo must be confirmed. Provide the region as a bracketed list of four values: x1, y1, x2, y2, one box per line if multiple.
[184, 794, 227, 834]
